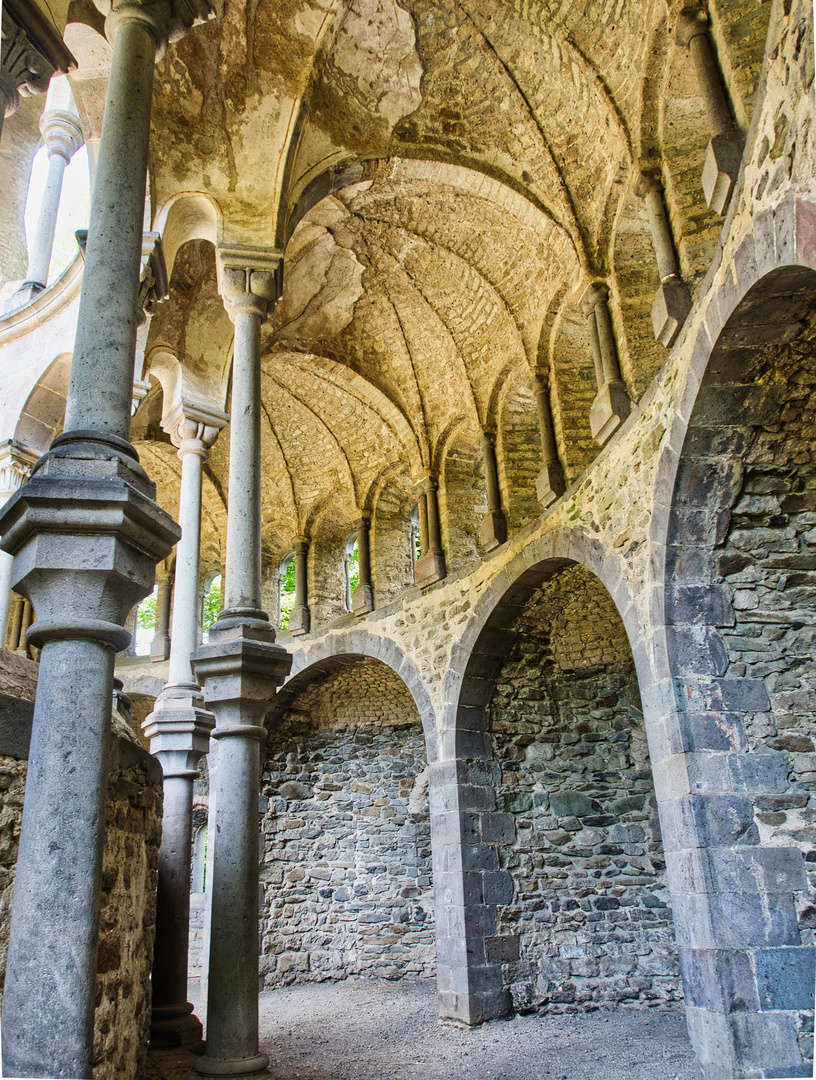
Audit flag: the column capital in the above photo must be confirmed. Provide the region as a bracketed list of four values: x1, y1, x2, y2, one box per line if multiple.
[580, 281, 610, 317]
[138, 232, 169, 324]
[0, 3, 76, 119]
[674, 6, 710, 48]
[416, 474, 439, 496]
[0, 440, 39, 499]
[635, 169, 664, 199]
[354, 511, 371, 530]
[217, 244, 283, 322]
[96, 0, 216, 59]
[163, 399, 229, 452]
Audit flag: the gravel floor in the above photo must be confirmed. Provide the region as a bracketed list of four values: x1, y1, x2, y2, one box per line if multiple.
[148, 978, 703, 1080]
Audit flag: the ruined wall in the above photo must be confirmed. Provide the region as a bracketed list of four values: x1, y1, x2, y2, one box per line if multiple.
[0, 653, 162, 1080]
[489, 566, 682, 1012]
[260, 659, 434, 986]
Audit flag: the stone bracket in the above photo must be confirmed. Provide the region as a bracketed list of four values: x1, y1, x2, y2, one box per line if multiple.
[536, 462, 565, 509]
[479, 511, 507, 552]
[351, 583, 374, 617]
[414, 549, 446, 588]
[703, 131, 744, 216]
[590, 380, 631, 446]
[652, 278, 692, 349]
[288, 604, 311, 636]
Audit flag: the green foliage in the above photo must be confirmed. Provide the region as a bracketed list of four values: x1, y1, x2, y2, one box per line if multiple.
[348, 542, 359, 598]
[136, 585, 157, 631]
[279, 557, 296, 629]
[203, 575, 221, 632]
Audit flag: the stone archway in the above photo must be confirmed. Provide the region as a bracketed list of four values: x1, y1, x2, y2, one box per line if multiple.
[651, 262, 816, 1079]
[261, 652, 435, 989]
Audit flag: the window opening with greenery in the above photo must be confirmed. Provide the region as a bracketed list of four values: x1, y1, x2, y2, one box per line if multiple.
[279, 556, 296, 629]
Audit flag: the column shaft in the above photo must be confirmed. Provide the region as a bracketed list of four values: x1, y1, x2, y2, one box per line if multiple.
[63, 17, 156, 441]
[224, 308, 263, 614]
[151, 569, 173, 662]
[481, 435, 501, 515]
[689, 31, 733, 138]
[643, 185, 680, 282]
[152, 773, 196, 1012]
[0, 551, 13, 645]
[594, 298, 622, 386]
[168, 446, 205, 684]
[426, 484, 442, 554]
[294, 542, 308, 609]
[585, 307, 605, 388]
[26, 150, 67, 287]
[1, 638, 113, 1077]
[531, 374, 565, 508]
[356, 517, 372, 588]
[418, 492, 429, 557]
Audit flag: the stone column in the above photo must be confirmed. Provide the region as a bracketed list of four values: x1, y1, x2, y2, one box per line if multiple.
[530, 374, 565, 508]
[6, 593, 24, 650]
[0, 439, 38, 645]
[0, 2, 212, 1075]
[133, 232, 169, 412]
[14, 76, 83, 307]
[675, 6, 743, 215]
[479, 432, 507, 552]
[636, 171, 692, 348]
[351, 512, 374, 616]
[289, 538, 311, 635]
[413, 475, 446, 587]
[144, 406, 225, 1049]
[581, 282, 631, 447]
[150, 563, 174, 661]
[192, 247, 291, 1080]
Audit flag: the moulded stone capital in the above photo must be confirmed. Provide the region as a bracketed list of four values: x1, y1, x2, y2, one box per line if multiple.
[414, 549, 446, 588]
[351, 582, 374, 617]
[217, 245, 283, 320]
[98, 0, 215, 57]
[674, 6, 709, 48]
[0, 440, 39, 500]
[0, 438, 179, 650]
[416, 474, 439, 496]
[635, 169, 663, 199]
[580, 280, 610, 316]
[40, 108, 84, 162]
[479, 510, 507, 552]
[192, 623, 291, 725]
[143, 683, 215, 762]
[0, 11, 55, 118]
[162, 399, 229, 450]
[702, 130, 744, 216]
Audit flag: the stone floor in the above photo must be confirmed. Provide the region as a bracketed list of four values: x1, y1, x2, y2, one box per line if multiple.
[146, 978, 702, 1080]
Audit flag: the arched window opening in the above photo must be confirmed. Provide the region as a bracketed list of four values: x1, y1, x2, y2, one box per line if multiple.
[134, 584, 158, 657]
[24, 143, 90, 286]
[410, 504, 421, 566]
[278, 554, 296, 630]
[201, 573, 221, 642]
[344, 533, 359, 611]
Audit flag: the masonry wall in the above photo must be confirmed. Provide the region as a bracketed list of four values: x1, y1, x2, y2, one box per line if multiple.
[489, 566, 682, 1012]
[0, 655, 163, 1080]
[260, 659, 435, 986]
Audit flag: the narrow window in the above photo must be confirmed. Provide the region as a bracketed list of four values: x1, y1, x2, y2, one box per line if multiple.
[345, 533, 359, 611]
[279, 554, 296, 629]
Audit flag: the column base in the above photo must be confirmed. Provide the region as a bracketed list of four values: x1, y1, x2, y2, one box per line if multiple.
[590, 380, 631, 446]
[414, 549, 446, 588]
[536, 462, 565, 508]
[194, 1052, 270, 1079]
[149, 1003, 204, 1051]
[702, 131, 744, 216]
[288, 604, 310, 636]
[351, 583, 374, 616]
[651, 278, 691, 349]
[479, 510, 507, 552]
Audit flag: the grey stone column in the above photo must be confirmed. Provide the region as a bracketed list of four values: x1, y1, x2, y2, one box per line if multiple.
[675, 6, 743, 215]
[414, 476, 446, 587]
[144, 407, 225, 1049]
[192, 247, 291, 1080]
[150, 564, 174, 661]
[581, 282, 631, 447]
[0, 439, 37, 644]
[289, 538, 311, 635]
[351, 512, 374, 616]
[0, 2, 212, 1075]
[479, 432, 507, 552]
[530, 374, 565, 508]
[18, 76, 83, 302]
[636, 171, 691, 348]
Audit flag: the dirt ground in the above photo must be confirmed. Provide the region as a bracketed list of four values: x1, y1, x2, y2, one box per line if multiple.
[147, 977, 703, 1080]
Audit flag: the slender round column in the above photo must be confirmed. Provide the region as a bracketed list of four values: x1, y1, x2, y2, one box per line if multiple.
[417, 491, 429, 557]
[637, 174, 680, 283]
[479, 432, 507, 551]
[23, 77, 83, 290]
[150, 567, 173, 661]
[425, 478, 442, 555]
[144, 412, 222, 1048]
[289, 538, 310, 635]
[193, 253, 291, 1080]
[0, 3, 211, 1074]
[531, 373, 565, 508]
[351, 513, 374, 615]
